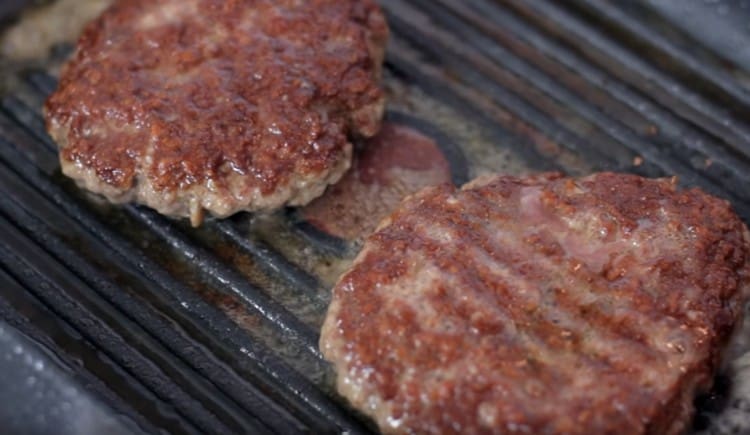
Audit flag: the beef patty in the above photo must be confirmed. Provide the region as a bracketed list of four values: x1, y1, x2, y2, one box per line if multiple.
[320, 172, 750, 434]
[44, 0, 388, 225]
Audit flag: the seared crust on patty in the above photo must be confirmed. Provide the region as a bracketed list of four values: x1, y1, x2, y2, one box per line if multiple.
[45, 0, 388, 225]
[320, 172, 750, 434]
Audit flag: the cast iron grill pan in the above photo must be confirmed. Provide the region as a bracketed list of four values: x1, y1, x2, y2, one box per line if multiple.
[1, 1, 750, 433]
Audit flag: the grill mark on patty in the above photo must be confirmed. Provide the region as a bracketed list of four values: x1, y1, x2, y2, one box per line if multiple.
[402, 196, 665, 395]
[475, 182, 701, 350]
[347, 238, 568, 406]
[363, 219, 656, 432]
[415, 190, 665, 359]
[401, 239, 578, 386]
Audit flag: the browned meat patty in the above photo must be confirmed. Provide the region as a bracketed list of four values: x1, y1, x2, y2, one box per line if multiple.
[44, 0, 388, 225]
[320, 172, 750, 434]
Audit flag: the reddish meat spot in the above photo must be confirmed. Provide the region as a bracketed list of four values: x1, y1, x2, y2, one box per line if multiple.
[301, 122, 452, 241]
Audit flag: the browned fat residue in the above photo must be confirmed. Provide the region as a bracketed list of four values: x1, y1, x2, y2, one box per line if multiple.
[199, 287, 262, 330]
[301, 122, 451, 241]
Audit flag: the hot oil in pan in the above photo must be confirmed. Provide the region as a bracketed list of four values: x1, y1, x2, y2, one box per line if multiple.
[0, 0, 112, 63]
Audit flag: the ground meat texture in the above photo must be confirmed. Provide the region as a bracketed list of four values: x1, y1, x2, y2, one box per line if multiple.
[320, 172, 750, 434]
[44, 0, 388, 226]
